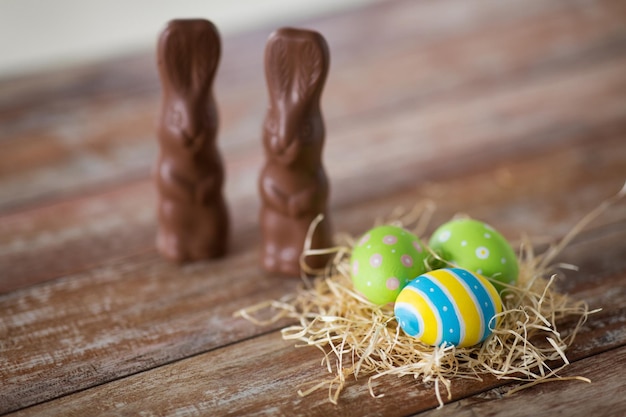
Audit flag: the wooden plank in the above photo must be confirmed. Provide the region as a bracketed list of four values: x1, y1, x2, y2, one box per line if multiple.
[416, 346, 626, 417]
[6, 266, 625, 416]
[0, 0, 588, 109]
[0, 182, 156, 291]
[1, 124, 624, 291]
[0, 128, 626, 292]
[1, 0, 624, 212]
[1, 1, 625, 416]
[1, 211, 624, 414]
[0, 251, 298, 414]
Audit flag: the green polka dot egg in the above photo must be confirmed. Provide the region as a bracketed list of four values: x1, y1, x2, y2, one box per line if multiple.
[351, 225, 427, 305]
[429, 219, 518, 292]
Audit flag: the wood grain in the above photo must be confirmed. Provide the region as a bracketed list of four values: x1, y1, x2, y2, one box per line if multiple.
[1, 211, 624, 414]
[0, 251, 298, 413]
[2, 0, 625, 415]
[417, 346, 626, 417]
[0, 0, 624, 212]
[1, 120, 624, 293]
[6, 266, 625, 416]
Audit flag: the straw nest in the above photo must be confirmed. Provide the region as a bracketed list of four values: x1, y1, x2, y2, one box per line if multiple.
[237, 186, 624, 407]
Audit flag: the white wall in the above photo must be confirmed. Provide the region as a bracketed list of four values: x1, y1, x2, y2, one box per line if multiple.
[0, 0, 373, 77]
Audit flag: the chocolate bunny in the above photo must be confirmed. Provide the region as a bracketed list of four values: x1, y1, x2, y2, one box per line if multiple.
[259, 27, 334, 276]
[155, 19, 229, 263]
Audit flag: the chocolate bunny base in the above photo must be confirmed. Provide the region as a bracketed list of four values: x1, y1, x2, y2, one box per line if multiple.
[156, 194, 229, 263]
[260, 206, 333, 277]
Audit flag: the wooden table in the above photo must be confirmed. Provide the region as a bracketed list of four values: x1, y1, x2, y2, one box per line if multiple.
[1, 0, 625, 415]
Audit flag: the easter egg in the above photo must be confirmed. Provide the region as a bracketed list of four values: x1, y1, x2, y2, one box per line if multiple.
[394, 268, 502, 347]
[351, 225, 427, 305]
[429, 219, 518, 291]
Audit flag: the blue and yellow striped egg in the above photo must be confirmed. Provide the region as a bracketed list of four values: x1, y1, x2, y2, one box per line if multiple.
[394, 268, 502, 347]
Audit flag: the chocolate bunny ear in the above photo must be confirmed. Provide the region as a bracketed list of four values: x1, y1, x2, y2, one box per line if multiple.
[266, 36, 292, 98]
[296, 34, 329, 99]
[158, 19, 221, 95]
[265, 28, 329, 103]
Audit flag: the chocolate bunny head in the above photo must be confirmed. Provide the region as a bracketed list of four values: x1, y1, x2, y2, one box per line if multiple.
[263, 28, 330, 166]
[157, 19, 220, 153]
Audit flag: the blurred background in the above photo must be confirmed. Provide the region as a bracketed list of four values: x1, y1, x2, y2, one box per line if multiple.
[0, 0, 373, 77]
